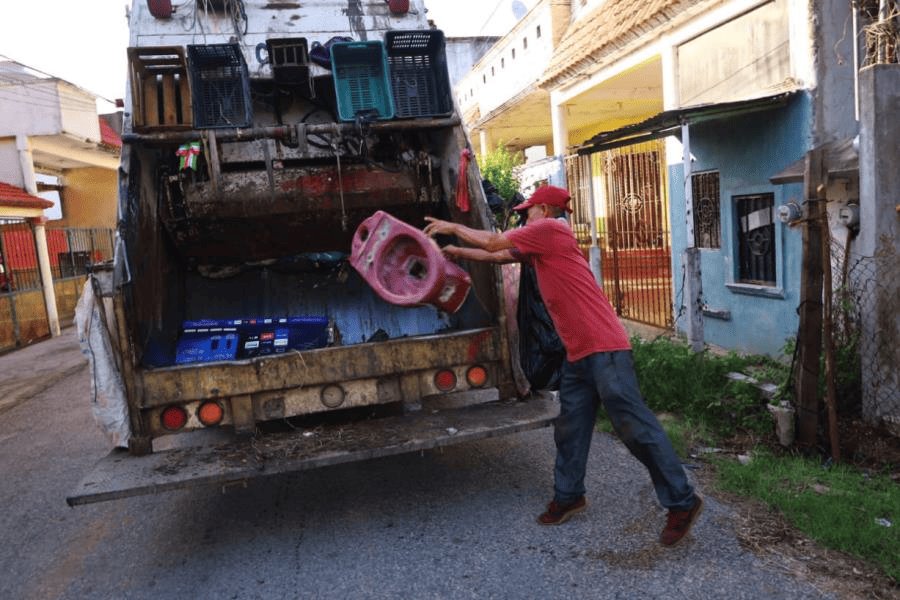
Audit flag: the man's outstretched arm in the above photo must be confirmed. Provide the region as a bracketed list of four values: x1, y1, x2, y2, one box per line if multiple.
[423, 217, 516, 253]
[442, 244, 519, 264]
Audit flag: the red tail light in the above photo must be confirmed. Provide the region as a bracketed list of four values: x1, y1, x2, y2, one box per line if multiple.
[197, 401, 224, 426]
[161, 405, 188, 431]
[434, 369, 457, 392]
[466, 365, 488, 388]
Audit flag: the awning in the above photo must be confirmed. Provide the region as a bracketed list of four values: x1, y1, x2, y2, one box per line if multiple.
[769, 136, 858, 184]
[575, 91, 797, 155]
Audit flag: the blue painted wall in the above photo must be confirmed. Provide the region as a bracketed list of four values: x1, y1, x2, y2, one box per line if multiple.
[668, 93, 812, 356]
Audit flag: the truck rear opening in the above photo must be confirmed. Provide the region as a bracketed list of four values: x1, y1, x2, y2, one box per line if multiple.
[69, 0, 555, 506]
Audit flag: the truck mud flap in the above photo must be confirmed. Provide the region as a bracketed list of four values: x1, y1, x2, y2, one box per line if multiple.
[67, 394, 557, 506]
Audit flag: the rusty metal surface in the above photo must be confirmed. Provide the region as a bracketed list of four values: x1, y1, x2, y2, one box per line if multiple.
[67, 393, 558, 506]
[137, 327, 503, 407]
[161, 164, 430, 260]
[121, 118, 461, 145]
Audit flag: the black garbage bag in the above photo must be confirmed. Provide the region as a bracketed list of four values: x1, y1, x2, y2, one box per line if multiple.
[517, 263, 565, 391]
[482, 179, 505, 213]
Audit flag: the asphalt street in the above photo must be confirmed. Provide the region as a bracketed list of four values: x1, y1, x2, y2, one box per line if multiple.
[0, 330, 834, 599]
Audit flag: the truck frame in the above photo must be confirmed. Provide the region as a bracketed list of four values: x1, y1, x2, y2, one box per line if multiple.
[68, 0, 555, 506]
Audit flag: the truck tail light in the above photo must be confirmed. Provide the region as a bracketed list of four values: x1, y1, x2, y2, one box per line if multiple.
[197, 401, 224, 426]
[434, 369, 457, 392]
[466, 365, 488, 388]
[161, 405, 188, 431]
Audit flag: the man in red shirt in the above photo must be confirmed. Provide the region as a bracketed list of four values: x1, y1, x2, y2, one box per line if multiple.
[424, 185, 702, 546]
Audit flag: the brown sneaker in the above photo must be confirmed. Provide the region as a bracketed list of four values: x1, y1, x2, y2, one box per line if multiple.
[660, 494, 704, 546]
[537, 496, 587, 525]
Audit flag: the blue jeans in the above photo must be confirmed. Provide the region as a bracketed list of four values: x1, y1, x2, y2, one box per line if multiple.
[553, 350, 695, 511]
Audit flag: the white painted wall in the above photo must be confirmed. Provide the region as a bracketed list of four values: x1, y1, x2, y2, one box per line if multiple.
[128, 0, 431, 76]
[58, 83, 102, 142]
[446, 37, 499, 87]
[0, 80, 101, 143]
[0, 82, 63, 137]
[0, 140, 23, 187]
[457, 2, 555, 117]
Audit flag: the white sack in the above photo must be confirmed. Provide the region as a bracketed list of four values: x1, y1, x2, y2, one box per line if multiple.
[74, 278, 131, 448]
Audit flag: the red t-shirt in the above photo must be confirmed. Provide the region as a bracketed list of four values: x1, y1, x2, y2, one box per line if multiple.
[505, 218, 631, 361]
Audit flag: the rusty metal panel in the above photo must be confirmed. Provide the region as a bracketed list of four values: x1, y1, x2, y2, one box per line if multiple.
[67, 393, 558, 506]
[137, 327, 502, 406]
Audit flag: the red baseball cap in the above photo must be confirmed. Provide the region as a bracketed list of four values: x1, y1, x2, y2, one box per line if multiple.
[512, 185, 573, 213]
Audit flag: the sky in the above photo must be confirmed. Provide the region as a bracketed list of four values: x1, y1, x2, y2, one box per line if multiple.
[0, 0, 530, 112]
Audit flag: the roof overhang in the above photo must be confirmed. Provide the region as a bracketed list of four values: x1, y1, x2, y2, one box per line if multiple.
[0, 181, 53, 217]
[30, 133, 120, 170]
[469, 83, 553, 151]
[769, 136, 859, 184]
[574, 92, 797, 155]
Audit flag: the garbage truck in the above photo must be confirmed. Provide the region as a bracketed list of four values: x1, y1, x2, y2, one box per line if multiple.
[67, 0, 556, 506]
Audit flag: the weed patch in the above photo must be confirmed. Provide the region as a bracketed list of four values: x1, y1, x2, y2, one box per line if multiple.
[629, 336, 788, 436]
[715, 450, 900, 581]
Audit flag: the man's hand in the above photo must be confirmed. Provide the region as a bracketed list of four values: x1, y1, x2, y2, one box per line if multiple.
[423, 215, 515, 254]
[423, 217, 456, 238]
[441, 244, 463, 258]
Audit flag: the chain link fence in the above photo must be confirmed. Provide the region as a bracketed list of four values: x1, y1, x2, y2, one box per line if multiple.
[0, 220, 114, 352]
[828, 231, 898, 423]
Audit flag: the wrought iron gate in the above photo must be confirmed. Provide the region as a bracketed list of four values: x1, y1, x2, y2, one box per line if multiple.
[564, 140, 673, 329]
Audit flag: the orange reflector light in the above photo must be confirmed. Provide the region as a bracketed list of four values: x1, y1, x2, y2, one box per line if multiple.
[466, 365, 488, 388]
[161, 405, 188, 431]
[197, 401, 224, 426]
[434, 369, 457, 392]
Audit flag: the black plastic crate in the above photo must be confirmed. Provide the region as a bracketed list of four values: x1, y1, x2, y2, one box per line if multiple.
[263, 37, 310, 85]
[385, 29, 453, 118]
[186, 44, 253, 128]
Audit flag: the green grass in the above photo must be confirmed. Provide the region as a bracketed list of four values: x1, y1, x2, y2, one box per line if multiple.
[715, 450, 900, 581]
[629, 335, 789, 436]
[590, 335, 897, 582]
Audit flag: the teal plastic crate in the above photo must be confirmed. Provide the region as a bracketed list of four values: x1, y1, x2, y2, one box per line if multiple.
[330, 41, 394, 121]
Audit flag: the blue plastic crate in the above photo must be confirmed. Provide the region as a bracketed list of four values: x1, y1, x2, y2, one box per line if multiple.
[330, 41, 394, 121]
[175, 326, 240, 365]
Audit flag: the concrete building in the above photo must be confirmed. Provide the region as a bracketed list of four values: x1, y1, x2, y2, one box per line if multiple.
[0, 56, 120, 345]
[456, 0, 897, 423]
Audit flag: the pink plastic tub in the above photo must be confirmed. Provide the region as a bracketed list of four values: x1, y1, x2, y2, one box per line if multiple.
[350, 211, 471, 313]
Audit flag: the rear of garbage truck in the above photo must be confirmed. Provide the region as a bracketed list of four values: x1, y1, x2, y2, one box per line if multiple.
[67, 0, 555, 506]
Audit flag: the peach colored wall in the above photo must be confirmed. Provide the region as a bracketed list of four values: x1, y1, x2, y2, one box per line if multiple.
[56, 167, 117, 228]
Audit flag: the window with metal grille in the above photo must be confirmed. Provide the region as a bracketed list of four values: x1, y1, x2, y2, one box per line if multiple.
[691, 171, 720, 248]
[735, 193, 776, 285]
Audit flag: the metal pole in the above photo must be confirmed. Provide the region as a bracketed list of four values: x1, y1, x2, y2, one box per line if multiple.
[852, 1, 860, 120]
[681, 120, 703, 351]
[586, 155, 603, 287]
[821, 207, 841, 461]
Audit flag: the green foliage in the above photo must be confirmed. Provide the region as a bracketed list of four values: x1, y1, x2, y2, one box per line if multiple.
[629, 336, 790, 436]
[477, 143, 522, 201]
[716, 450, 900, 581]
[477, 143, 523, 231]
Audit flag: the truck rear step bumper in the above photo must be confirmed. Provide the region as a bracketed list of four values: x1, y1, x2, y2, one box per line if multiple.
[67, 393, 557, 506]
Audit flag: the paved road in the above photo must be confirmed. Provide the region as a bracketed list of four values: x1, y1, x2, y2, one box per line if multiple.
[0, 331, 833, 599]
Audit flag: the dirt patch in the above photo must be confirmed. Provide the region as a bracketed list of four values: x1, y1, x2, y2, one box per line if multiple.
[693, 425, 900, 600]
[708, 483, 899, 600]
[839, 419, 900, 475]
